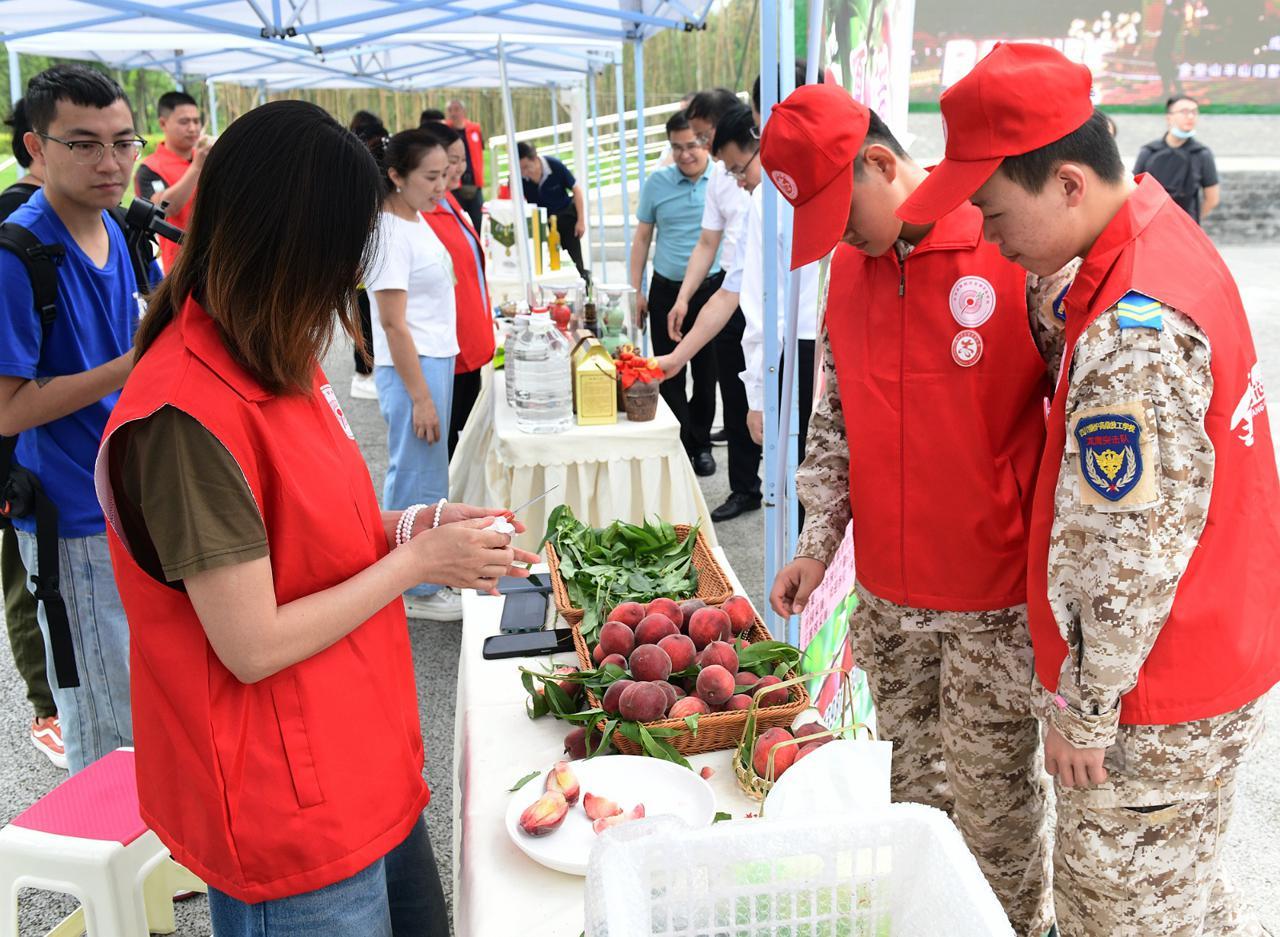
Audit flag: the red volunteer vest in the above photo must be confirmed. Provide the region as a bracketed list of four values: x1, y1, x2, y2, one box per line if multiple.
[825, 202, 1050, 610]
[138, 142, 194, 273]
[98, 297, 429, 902]
[1028, 175, 1280, 725]
[425, 191, 495, 374]
[459, 120, 485, 188]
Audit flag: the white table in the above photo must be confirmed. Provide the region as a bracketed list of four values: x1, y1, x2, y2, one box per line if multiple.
[449, 370, 716, 553]
[451, 556, 758, 937]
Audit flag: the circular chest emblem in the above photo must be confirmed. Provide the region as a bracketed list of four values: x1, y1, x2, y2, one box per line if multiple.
[951, 329, 984, 368]
[949, 275, 996, 328]
[770, 170, 799, 201]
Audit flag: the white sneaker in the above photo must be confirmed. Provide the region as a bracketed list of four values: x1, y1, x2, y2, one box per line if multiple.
[350, 373, 378, 400]
[403, 588, 462, 621]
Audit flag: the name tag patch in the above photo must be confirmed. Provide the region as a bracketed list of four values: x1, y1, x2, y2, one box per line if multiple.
[320, 383, 356, 439]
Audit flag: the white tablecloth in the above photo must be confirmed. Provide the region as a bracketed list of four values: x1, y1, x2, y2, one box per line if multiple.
[452, 554, 758, 937]
[449, 370, 716, 552]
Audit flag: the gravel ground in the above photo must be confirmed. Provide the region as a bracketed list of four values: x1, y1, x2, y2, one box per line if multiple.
[1, 244, 1277, 935]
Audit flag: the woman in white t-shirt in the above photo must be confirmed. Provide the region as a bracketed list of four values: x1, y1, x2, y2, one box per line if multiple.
[365, 129, 461, 620]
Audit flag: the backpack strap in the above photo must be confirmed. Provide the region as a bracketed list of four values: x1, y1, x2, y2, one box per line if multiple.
[0, 221, 64, 339]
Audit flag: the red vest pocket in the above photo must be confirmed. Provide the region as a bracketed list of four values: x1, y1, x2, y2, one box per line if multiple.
[271, 676, 325, 808]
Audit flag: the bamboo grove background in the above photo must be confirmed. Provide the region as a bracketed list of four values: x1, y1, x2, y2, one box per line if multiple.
[1, 0, 762, 138]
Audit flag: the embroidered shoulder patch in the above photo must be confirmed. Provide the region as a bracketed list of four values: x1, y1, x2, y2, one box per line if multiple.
[1115, 290, 1163, 330]
[1052, 284, 1068, 322]
[1074, 412, 1144, 502]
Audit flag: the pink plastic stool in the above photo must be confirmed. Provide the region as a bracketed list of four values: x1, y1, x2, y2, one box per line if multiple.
[0, 748, 198, 937]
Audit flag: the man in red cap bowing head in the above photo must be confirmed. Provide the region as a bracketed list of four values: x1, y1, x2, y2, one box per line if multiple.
[761, 82, 1073, 936]
[900, 42, 1280, 937]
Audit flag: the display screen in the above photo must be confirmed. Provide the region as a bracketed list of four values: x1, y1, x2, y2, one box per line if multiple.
[912, 0, 1280, 105]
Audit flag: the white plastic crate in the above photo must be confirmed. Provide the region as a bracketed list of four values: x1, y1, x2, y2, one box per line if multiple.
[584, 805, 1014, 937]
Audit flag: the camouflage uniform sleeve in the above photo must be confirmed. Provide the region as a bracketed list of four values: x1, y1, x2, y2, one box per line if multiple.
[1025, 258, 1081, 382]
[1044, 303, 1214, 749]
[795, 330, 852, 566]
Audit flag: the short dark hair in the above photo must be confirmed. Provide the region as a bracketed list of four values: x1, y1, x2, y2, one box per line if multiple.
[710, 104, 757, 158]
[366, 128, 446, 196]
[420, 122, 460, 147]
[420, 108, 446, 125]
[25, 64, 131, 135]
[1166, 94, 1197, 111]
[135, 100, 381, 395]
[998, 110, 1124, 193]
[157, 90, 199, 118]
[348, 110, 382, 133]
[4, 98, 33, 168]
[853, 109, 908, 176]
[752, 61, 818, 113]
[685, 88, 739, 125]
[517, 141, 537, 160]
[666, 111, 692, 138]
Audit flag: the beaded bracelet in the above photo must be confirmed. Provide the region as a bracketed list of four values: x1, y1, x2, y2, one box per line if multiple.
[396, 503, 428, 547]
[431, 498, 448, 529]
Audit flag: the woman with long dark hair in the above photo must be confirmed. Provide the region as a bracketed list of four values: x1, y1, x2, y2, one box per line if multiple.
[98, 100, 536, 936]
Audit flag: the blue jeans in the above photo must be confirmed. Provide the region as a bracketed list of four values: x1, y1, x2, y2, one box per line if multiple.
[209, 814, 450, 937]
[375, 357, 455, 598]
[15, 531, 133, 774]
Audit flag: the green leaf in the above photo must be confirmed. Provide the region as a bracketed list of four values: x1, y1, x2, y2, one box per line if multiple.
[683, 714, 700, 736]
[637, 724, 691, 769]
[712, 811, 733, 823]
[508, 770, 540, 792]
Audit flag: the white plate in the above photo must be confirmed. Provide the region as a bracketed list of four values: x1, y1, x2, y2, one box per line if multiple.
[505, 755, 716, 875]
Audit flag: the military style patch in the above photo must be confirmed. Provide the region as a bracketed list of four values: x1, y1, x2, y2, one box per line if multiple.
[1052, 284, 1068, 322]
[1076, 413, 1143, 501]
[1115, 290, 1163, 330]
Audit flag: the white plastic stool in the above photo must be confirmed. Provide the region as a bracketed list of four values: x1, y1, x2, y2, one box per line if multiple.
[0, 748, 198, 937]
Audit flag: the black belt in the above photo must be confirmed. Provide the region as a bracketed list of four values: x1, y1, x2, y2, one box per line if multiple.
[652, 270, 724, 290]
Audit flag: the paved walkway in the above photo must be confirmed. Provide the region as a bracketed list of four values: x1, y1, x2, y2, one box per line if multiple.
[1, 245, 1277, 935]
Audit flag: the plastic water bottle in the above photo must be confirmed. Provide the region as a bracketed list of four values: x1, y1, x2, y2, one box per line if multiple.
[504, 312, 530, 410]
[512, 310, 573, 434]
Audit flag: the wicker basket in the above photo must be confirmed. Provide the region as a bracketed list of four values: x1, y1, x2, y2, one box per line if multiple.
[545, 524, 731, 626]
[569, 608, 810, 757]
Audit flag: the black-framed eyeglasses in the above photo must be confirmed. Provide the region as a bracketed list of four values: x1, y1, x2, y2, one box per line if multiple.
[39, 133, 146, 165]
[671, 140, 704, 155]
[727, 149, 759, 181]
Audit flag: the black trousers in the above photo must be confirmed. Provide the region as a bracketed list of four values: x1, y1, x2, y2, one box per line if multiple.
[449, 366, 483, 460]
[648, 271, 721, 457]
[553, 205, 590, 287]
[715, 308, 762, 498]
[455, 186, 485, 233]
[777, 338, 816, 527]
[354, 288, 374, 375]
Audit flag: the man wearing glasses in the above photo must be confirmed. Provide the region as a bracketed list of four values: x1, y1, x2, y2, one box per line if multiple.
[0, 65, 147, 773]
[1134, 95, 1220, 225]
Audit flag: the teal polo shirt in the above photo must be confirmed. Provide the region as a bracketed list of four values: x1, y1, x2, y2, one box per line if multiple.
[636, 163, 722, 281]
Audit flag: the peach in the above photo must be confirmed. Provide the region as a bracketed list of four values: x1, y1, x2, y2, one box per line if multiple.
[544, 760, 580, 805]
[601, 679, 634, 715]
[518, 791, 569, 836]
[552, 665, 582, 701]
[655, 680, 678, 714]
[725, 694, 754, 711]
[677, 598, 706, 626]
[668, 696, 710, 718]
[752, 727, 797, 780]
[697, 640, 739, 674]
[658, 634, 697, 672]
[634, 613, 679, 646]
[722, 595, 755, 636]
[794, 740, 825, 763]
[735, 671, 760, 693]
[582, 792, 622, 821]
[645, 597, 684, 628]
[699, 766, 715, 780]
[671, 685, 687, 700]
[628, 644, 673, 683]
[695, 664, 735, 706]
[600, 653, 628, 670]
[606, 602, 646, 629]
[687, 607, 731, 649]
[619, 681, 668, 722]
[598, 621, 635, 658]
[563, 725, 604, 760]
[592, 803, 645, 834]
[592, 643, 606, 666]
[794, 721, 826, 740]
[753, 675, 789, 707]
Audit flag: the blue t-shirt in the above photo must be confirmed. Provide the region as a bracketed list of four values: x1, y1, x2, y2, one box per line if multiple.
[522, 156, 576, 214]
[636, 164, 720, 282]
[0, 189, 143, 537]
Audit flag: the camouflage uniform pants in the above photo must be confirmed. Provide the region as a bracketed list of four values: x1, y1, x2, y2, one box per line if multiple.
[1050, 696, 1265, 937]
[851, 587, 1050, 937]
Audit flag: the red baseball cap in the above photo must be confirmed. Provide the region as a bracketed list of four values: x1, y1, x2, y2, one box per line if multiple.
[758, 84, 870, 270]
[897, 43, 1095, 225]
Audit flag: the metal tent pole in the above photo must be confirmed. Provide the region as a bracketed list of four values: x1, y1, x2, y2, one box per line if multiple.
[760, 0, 781, 634]
[633, 37, 646, 192]
[569, 82, 591, 275]
[257, 79, 267, 106]
[207, 77, 219, 135]
[588, 67, 607, 284]
[498, 38, 535, 301]
[615, 58, 632, 288]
